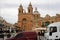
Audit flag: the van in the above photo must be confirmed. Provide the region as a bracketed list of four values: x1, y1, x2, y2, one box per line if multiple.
[44, 22, 60, 40]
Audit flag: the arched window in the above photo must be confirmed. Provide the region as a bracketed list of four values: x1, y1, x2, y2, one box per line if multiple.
[28, 9, 30, 13]
[22, 18, 27, 23]
[52, 21, 54, 23]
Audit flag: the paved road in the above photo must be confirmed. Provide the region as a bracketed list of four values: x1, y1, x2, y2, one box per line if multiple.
[37, 36, 45, 40]
[0, 38, 4, 40]
[0, 36, 7, 40]
[0, 36, 46, 40]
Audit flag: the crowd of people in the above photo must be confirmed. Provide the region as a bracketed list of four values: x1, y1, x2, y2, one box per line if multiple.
[0, 29, 22, 39]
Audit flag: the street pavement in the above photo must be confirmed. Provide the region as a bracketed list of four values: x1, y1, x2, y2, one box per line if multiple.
[0, 36, 8, 40]
[0, 38, 3, 40]
[37, 36, 45, 40]
[0, 36, 46, 40]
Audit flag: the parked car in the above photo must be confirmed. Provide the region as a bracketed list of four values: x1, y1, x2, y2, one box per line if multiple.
[6, 31, 37, 40]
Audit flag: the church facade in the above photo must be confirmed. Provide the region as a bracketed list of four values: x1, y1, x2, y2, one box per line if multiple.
[16, 3, 60, 31]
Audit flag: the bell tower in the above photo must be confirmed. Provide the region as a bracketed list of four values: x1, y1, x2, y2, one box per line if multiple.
[18, 4, 23, 14]
[18, 4, 23, 24]
[28, 2, 33, 13]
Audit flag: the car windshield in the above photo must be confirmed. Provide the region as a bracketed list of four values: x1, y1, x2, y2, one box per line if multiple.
[50, 26, 57, 33]
[15, 33, 23, 38]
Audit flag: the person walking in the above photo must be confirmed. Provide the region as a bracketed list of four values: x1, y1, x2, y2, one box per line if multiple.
[38, 32, 41, 40]
[7, 33, 11, 38]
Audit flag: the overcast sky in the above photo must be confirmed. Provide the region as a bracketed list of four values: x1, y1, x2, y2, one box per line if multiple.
[0, 0, 60, 24]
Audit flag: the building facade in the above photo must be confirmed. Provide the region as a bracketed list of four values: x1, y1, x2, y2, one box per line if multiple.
[0, 16, 14, 31]
[16, 3, 60, 31]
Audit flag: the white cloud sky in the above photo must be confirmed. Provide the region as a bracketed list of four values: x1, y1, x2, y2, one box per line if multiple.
[0, 0, 60, 24]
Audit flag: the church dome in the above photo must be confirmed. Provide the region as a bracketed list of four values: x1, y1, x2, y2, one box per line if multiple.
[34, 7, 39, 14]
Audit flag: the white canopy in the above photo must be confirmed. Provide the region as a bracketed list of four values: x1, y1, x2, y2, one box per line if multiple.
[33, 27, 47, 30]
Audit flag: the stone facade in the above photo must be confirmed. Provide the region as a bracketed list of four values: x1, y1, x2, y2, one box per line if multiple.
[0, 16, 14, 31]
[16, 3, 60, 31]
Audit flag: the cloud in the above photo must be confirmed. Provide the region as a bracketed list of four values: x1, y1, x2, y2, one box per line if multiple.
[33, 3, 60, 10]
[0, 8, 18, 24]
[0, 0, 60, 10]
[0, 0, 19, 4]
[0, 3, 18, 8]
[37, 8, 60, 17]
[0, 0, 60, 24]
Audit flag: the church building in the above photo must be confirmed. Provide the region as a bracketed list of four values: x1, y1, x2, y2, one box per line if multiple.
[15, 2, 60, 31]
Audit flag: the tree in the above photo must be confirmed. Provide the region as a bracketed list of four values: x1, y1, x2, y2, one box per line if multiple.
[45, 21, 50, 26]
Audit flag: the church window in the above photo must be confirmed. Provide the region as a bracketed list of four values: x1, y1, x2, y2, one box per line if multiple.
[19, 9, 21, 13]
[37, 15, 38, 19]
[31, 20, 33, 22]
[22, 18, 27, 23]
[52, 21, 54, 23]
[28, 9, 30, 13]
